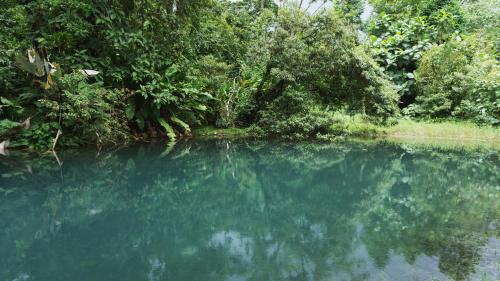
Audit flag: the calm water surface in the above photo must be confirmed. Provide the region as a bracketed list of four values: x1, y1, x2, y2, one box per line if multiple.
[1, 140, 499, 281]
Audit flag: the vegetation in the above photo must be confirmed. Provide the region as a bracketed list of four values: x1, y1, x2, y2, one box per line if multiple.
[383, 119, 500, 149]
[0, 0, 498, 150]
[192, 126, 251, 138]
[411, 35, 499, 124]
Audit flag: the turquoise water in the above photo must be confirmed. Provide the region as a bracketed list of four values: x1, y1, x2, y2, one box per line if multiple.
[1, 140, 499, 281]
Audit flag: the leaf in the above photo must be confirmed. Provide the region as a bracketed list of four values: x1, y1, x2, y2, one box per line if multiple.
[194, 104, 207, 111]
[16, 49, 46, 77]
[0, 119, 21, 136]
[171, 115, 191, 134]
[136, 116, 145, 131]
[15, 54, 40, 76]
[46, 73, 54, 89]
[80, 69, 100, 76]
[28, 49, 36, 63]
[32, 49, 46, 76]
[158, 118, 176, 140]
[0, 97, 15, 107]
[165, 64, 179, 78]
[126, 101, 135, 120]
[0, 140, 10, 156]
[21, 117, 31, 129]
[198, 92, 214, 99]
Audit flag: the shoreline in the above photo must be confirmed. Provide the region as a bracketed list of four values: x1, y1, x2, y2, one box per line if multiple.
[2, 121, 498, 155]
[192, 121, 500, 150]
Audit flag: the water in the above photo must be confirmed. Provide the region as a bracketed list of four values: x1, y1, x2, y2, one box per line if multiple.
[1, 140, 499, 281]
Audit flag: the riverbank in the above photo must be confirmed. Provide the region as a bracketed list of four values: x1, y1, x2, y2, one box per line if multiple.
[383, 120, 500, 149]
[385, 120, 499, 141]
[193, 120, 500, 149]
[2, 120, 497, 155]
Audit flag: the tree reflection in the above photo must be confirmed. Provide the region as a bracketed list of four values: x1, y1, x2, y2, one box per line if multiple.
[0, 140, 498, 281]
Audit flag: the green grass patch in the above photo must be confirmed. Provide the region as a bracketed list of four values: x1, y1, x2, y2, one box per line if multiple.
[192, 119, 499, 150]
[382, 119, 500, 149]
[192, 126, 251, 139]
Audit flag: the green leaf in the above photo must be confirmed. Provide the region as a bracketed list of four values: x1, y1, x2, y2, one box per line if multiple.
[15, 54, 40, 77]
[171, 115, 191, 134]
[0, 119, 21, 136]
[0, 97, 14, 106]
[158, 118, 176, 140]
[15, 49, 46, 77]
[165, 64, 179, 78]
[194, 104, 207, 111]
[126, 101, 135, 120]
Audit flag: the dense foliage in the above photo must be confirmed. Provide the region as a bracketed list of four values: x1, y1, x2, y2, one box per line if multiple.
[0, 0, 498, 149]
[411, 35, 499, 124]
[367, 0, 499, 124]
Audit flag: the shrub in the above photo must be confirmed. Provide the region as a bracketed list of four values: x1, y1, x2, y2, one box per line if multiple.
[367, 0, 464, 105]
[328, 113, 381, 137]
[257, 89, 336, 139]
[462, 0, 500, 33]
[256, 89, 383, 140]
[36, 72, 130, 147]
[0, 4, 29, 93]
[255, 8, 399, 121]
[193, 56, 257, 129]
[413, 35, 499, 125]
[367, 14, 435, 101]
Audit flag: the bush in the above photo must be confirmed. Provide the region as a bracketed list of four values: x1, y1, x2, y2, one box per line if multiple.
[35, 72, 130, 148]
[328, 113, 381, 137]
[193, 56, 257, 128]
[0, 4, 29, 93]
[367, 14, 435, 101]
[257, 89, 336, 139]
[256, 89, 383, 140]
[367, 0, 466, 108]
[254, 8, 399, 122]
[413, 35, 499, 125]
[462, 0, 500, 33]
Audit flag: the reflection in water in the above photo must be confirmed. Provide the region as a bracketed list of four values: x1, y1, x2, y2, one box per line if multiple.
[0, 140, 499, 281]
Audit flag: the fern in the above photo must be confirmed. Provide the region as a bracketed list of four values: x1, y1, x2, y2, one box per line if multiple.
[158, 118, 177, 140]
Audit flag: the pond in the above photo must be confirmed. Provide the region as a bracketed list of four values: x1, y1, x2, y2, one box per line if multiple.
[0, 140, 499, 281]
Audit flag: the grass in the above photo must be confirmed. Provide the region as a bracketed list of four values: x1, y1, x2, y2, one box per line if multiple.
[381, 119, 500, 149]
[192, 126, 250, 139]
[192, 119, 500, 150]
